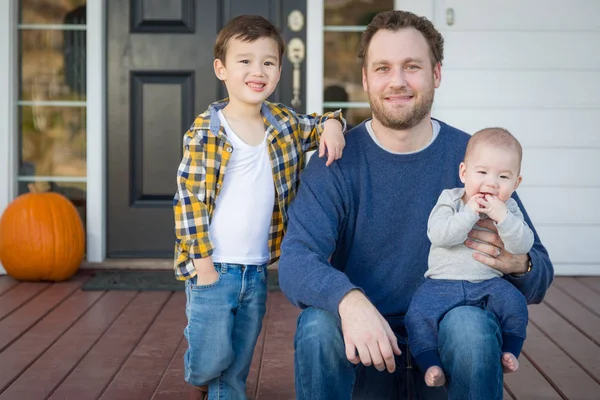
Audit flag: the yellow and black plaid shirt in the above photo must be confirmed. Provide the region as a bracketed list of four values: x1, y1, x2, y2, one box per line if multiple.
[173, 99, 344, 280]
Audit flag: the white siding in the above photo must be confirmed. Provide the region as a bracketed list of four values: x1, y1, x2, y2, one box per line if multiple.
[430, 0, 600, 275]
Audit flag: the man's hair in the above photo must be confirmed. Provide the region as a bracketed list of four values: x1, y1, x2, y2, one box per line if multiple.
[465, 127, 524, 170]
[214, 15, 285, 66]
[358, 10, 444, 67]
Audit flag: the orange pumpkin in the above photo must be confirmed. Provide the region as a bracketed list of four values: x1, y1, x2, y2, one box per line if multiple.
[0, 192, 85, 281]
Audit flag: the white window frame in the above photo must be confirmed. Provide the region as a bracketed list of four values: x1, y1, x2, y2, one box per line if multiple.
[0, 0, 17, 274]
[0, 0, 106, 275]
[306, 0, 429, 115]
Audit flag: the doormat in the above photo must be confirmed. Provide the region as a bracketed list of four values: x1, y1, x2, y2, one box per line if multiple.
[81, 269, 281, 292]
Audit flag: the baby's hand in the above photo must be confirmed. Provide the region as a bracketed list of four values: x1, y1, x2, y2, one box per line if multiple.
[465, 193, 484, 214]
[478, 194, 508, 223]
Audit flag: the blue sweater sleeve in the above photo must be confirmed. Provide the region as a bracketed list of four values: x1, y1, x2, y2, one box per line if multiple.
[503, 191, 554, 304]
[278, 154, 360, 315]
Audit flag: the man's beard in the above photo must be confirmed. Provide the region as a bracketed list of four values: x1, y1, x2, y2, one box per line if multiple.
[368, 86, 435, 130]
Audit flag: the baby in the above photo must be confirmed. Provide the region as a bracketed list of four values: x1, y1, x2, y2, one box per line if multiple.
[406, 127, 534, 387]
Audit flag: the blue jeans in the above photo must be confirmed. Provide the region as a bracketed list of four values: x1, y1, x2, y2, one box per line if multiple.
[183, 263, 268, 400]
[294, 306, 503, 400]
[406, 278, 527, 372]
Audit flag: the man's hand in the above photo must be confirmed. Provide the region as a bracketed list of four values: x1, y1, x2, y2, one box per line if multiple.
[478, 194, 508, 223]
[338, 290, 401, 373]
[192, 256, 219, 285]
[465, 219, 529, 275]
[319, 119, 345, 166]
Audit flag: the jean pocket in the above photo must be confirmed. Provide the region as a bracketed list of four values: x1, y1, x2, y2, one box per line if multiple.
[260, 267, 268, 285]
[188, 267, 222, 290]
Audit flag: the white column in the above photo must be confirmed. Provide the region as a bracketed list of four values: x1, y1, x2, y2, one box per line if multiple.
[86, 0, 107, 262]
[0, 0, 17, 275]
[306, 0, 324, 114]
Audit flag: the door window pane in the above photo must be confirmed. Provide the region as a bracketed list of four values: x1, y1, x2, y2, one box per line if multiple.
[20, 29, 86, 101]
[20, 106, 87, 177]
[20, 0, 86, 25]
[18, 0, 87, 233]
[325, 0, 393, 26]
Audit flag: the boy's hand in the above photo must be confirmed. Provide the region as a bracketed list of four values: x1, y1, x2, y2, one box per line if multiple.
[478, 194, 508, 223]
[319, 119, 345, 166]
[192, 257, 219, 285]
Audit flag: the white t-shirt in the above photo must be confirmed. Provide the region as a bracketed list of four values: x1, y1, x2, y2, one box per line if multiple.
[209, 111, 275, 264]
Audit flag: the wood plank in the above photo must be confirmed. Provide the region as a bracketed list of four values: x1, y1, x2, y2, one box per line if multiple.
[502, 386, 514, 400]
[0, 289, 104, 392]
[99, 292, 186, 400]
[529, 302, 600, 383]
[541, 285, 600, 346]
[254, 292, 299, 399]
[0, 282, 50, 320]
[0, 276, 86, 352]
[580, 277, 600, 293]
[504, 353, 562, 399]
[151, 336, 189, 400]
[246, 295, 269, 400]
[553, 277, 600, 316]
[0, 291, 138, 400]
[0, 276, 18, 296]
[521, 322, 600, 399]
[49, 291, 172, 400]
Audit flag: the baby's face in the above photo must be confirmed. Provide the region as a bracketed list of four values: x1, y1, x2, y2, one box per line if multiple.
[460, 144, 522, 202]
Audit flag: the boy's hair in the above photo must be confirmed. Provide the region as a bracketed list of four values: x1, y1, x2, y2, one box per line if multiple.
[465, 127, 524, 170]
[358, 10, 444, 67]
[214, 15, 285, 66]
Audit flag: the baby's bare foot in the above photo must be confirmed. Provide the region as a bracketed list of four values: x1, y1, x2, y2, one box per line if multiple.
[425, 366, 446, 387]
[502, 352, 519, 373]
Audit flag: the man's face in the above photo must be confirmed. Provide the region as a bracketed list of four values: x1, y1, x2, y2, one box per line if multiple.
[362, 28, 441, 130]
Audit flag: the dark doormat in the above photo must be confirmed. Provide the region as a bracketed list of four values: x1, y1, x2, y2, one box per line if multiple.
[81, 269, 281, 292]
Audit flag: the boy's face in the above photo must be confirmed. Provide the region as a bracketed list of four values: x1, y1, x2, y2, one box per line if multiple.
[459, 144, 523, 202]
[214, 37, 281, 106]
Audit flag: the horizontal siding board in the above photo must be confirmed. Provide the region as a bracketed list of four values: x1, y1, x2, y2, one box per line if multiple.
[518, 188, 600, 225]
[535, 226, 600, 264]
[436, 71, 600, 108]
[442, 32, 600, 69]
[435, 0, 600, 31]
[432, 109, 600, 148]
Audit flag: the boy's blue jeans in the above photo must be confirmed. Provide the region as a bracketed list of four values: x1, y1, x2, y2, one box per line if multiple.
[184, 263, 268, 400]
[294, 306, 504, 400]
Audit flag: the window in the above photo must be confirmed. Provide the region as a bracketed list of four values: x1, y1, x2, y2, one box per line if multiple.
[18, 0, 87, 225]
[323, 0, 394, 127]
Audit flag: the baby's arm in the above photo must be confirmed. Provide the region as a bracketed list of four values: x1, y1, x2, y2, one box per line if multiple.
[495, 199, 535, 255]
[427, 190, 480, 248]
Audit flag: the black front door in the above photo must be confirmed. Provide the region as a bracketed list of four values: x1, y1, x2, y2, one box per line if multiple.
[107, 0, 307, 257]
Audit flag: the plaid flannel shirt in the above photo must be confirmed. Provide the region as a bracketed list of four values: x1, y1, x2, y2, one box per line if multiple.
[173, 99, 345, 280]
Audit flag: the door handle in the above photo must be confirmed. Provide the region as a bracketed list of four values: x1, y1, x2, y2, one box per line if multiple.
[287, 38, 305, 108]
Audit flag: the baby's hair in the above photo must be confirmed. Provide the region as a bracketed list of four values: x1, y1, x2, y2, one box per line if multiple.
[464, 127, 523, 170]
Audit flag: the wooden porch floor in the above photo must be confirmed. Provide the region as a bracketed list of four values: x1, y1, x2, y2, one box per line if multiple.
[0, 273, 599, 399]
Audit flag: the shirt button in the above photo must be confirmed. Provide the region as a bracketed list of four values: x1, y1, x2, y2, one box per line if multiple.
[226, 147, 233, 153]
[216, 183, 221, 189]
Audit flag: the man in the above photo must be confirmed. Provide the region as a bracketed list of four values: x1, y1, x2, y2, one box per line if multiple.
[278, 10, 553, 400]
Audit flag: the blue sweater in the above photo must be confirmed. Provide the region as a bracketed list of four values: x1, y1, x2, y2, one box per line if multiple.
[278, 120, 553, 333]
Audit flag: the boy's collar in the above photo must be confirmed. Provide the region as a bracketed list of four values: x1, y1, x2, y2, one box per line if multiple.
[200, 99, 285, 136]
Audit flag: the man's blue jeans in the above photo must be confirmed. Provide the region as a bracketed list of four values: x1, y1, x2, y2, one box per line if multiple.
[183, 263, 268, 400]
[294, 306, 503, 400]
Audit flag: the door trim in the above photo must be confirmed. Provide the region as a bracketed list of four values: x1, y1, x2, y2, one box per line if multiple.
[87, 0, 107, 262]
[0, 0, 17, 274]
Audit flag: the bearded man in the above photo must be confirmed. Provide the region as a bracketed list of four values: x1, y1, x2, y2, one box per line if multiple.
[278, 10, 553, 400]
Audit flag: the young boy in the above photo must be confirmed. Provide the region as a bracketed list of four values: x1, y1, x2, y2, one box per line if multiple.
[405, 128, 534, 388]
[172, 15, 346, 400]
